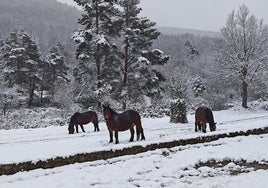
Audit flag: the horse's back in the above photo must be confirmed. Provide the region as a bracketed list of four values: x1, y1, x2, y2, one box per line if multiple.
[195, 106, 214, 123]
[123, 109, 140, 116]
[121, 110, 141, 121]
[73, 111, 98, 124]
[115, 110, 141, 130]
[82, 111, 97, 118]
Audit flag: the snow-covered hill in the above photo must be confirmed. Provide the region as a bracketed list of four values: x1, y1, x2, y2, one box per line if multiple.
[158, 26, 221, 37]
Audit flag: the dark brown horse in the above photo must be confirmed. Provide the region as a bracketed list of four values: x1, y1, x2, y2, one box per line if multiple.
[195, 106, 216, 133]
[68, 111, 99, 134]
[102, 105, 145, 144]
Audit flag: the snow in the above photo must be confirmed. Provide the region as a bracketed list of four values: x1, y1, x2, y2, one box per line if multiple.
[152, 48, 163, 55]
[1, 135, 268, 187]
[72, 29, 88, 43]
[95, 34, 108, 46]
[138, 56, 150, 64]
[11, 48, 26, 53]
[0, 104, 267, 187]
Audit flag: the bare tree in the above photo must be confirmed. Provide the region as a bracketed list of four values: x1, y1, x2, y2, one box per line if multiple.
[215, 5, 268, 108]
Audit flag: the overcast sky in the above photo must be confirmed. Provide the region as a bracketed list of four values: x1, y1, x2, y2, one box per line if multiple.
[57, 0, 268, 32]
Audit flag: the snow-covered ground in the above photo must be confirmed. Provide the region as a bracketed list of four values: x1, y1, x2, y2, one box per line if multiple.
[0, 105, 267, 165]
[0, 103, 267, 187]
[0, 134, 268, 187]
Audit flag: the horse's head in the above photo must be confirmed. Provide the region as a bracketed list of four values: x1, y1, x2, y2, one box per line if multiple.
[68, 122, 75, 134]
[68, 112, 79, 134]
[102, 104, 112, 120]
[210, 122, 217, 132]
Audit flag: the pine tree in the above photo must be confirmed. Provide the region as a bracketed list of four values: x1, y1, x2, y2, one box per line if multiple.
[184, 40, 199, 59]
[22, 31, 43, 106]
[192, 76, 206, 97]
[0, 34, 6, 112]
[116, 0, 169, 108]
[0, 34, 4, 75]
[169, 66, 189, 123]
[72, 0, 120, 108]
[44, 44, 70, 101]
[2, 30, 42, 106]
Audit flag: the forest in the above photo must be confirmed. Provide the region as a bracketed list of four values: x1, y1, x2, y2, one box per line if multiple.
[0, 0, 267, 128]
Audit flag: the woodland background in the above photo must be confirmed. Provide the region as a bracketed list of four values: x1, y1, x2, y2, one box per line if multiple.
[0, 0, 267, 127]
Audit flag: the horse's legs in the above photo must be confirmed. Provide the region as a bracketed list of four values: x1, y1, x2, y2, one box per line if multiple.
[198, 123, 202, 131]
[195, 120, 198, 132]
[140, 129, 145, 140]
[94, 122, 100, 132]
[114, 131, 119, 144]
[80, 125, 85, 132]
[75, 124, 79, 133]
[93, 115, 100, 132]
[202, 121, 206, 133]
[136, 120, 145, 140]
[109, 129, 113, 143]
[129, 127, 134, 142]
[136, 126, 140, 140]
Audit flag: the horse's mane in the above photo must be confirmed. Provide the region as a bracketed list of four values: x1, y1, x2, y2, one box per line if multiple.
[70, 112, 80, 124]
[107, 106, 118, 115]
[204, 108, 215, 124]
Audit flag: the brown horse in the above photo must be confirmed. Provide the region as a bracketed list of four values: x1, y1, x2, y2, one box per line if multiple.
[195, 106, 216, 133]
[68, 111, 99, 134]
[102, 105, 145, 144]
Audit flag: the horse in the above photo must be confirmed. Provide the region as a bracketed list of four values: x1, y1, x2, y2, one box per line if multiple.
[195, 106, 216, 133]
[68, 111, 99, 134]
[102, 105, 145, 144]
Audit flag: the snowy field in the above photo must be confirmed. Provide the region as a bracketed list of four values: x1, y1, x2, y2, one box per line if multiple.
[1, 135, 268, 188]
[0, 103, 268, 187]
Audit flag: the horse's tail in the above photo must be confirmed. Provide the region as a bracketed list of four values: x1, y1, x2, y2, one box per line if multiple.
[135, 112, 145, 141]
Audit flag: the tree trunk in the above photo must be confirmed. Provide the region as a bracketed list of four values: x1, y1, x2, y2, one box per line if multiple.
[40, 71, 44, 105]
[121, 37, 129, 110]
[242, 81, 248, 108]
[123, 37, 129, 87]
[28, 80, 35, 106]
[95, 3, 102, 110]
[96, 44, 102, 110]
[16, 58, 22, 85]
[96, 44, 101, 88]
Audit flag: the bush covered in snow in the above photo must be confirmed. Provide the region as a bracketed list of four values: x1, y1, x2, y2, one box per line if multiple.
[0, 107, 73, 130]
[170, 99, 188, 123]
[248, 98, 268, 111]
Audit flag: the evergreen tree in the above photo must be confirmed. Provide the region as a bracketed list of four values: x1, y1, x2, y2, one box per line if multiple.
[0, 34, 6, 111]
[169, 66, 189, 123]
[72, 0, 120, 108]
[44, 44, 70, 101]
[0, 34, 4, 75]
[116, 0, 169, 108]
[0, 34, 3, 51]
[2, 30, 42, 106]
[184, 40, 199, 59]
[192, 76, 206, 97]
